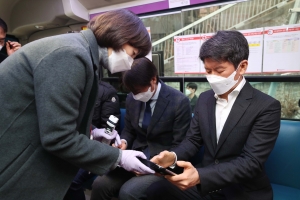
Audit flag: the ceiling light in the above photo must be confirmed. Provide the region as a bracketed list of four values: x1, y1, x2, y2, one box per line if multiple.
[35, 25, 44, 30]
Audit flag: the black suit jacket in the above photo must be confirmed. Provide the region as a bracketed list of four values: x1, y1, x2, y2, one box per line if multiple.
[174, 81, 281, 200]
[92, 81, 121, 132]
[121, 81, 191, 158]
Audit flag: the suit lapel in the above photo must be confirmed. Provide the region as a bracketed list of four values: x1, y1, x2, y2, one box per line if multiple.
[207, 94, 218, 152]
[147, 82, 169, 133]
[215, 82, 253, 155]
[131, 97, 143, 129]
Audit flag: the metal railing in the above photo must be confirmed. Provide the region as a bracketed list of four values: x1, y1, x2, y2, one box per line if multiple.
[152, 0, 292, 63]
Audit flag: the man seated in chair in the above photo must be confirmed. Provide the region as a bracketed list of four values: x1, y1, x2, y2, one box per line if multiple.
[147, 30, 281, 200]
[91, 57, 192, 200]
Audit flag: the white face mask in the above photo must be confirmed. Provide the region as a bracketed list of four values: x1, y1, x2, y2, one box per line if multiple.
[185, 89, 191, 95]
[206, 65, 241, 95]
[132, 86, 154, 103]
[107, 49, 134, 74]
[0, 45, 3, 50]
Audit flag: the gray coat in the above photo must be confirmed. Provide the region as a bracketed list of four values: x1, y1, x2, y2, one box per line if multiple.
[0, 30, 120, 200]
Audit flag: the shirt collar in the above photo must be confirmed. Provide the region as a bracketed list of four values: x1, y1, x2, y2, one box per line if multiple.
[151, 82, 161, 100]
[214, 77, 246, 100]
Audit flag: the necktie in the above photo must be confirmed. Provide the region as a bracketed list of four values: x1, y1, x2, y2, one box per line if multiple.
[142, 100, 152, 131]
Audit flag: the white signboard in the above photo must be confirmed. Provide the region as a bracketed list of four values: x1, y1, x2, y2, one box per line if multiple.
[199, 33, 215, 73]
[169, 0, 190, 9]
[145, 27, 152, 61]
[239, 28, 264, 73]
[174, 34, 201, 74]
[263, 25, 300, 72]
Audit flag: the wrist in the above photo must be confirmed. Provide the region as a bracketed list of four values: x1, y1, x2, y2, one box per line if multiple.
[169, 151, 177, 168]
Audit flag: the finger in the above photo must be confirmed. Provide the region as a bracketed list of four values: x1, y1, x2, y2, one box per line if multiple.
[150, 155, 159, 163]
[114, 134, 121, 146]
[6, 42, 10, 49]
[135, 151, 147, 159]
[137, 164, 155, 174]
[176, 161, 190, 168]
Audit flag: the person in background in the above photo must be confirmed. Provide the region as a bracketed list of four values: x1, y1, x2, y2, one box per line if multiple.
[64, 81, 121, 200]
[0, 18, 21, 63]
[92, 81, 121, 132]
[0, 9, 154, 200]
[147, 30, 281, 200]
[91, 57, 192, 200]
[186, 82, 198, 113]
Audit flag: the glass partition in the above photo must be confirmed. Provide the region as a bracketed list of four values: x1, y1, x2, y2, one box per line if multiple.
[102, 0, 300, 120]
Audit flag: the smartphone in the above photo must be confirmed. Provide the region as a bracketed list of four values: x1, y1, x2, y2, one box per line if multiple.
[137, 157, 178, 176]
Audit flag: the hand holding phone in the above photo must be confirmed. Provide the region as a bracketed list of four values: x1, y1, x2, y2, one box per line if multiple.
[137, 157, 182, 176]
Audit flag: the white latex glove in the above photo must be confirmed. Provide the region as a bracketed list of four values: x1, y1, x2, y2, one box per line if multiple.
[91, 128, 121, 145]
[119, 150, 155, 174]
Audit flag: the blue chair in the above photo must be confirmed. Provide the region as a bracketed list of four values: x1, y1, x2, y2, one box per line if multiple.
[265, 120, 300, 200]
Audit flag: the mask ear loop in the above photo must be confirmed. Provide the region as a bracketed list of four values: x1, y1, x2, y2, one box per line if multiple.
[234, 62, 243, 81]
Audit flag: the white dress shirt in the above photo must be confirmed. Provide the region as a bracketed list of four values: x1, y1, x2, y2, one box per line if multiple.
[215, 77, 246, 143]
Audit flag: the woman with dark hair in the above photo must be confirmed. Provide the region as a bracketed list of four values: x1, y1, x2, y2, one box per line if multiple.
[0, 9, 153, 200]
[91, 57, 191, 200]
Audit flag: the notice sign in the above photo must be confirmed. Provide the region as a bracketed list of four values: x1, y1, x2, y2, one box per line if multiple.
[169, 0, 190, 8]
[199, 33, 215, 73]
[145, 27, 152, 61]
[239, 28, 264, 73]
[174, 34, 201, 74]
[263, 25, 300, 72]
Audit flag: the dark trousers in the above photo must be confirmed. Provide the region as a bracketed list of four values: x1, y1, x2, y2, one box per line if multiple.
[90, 167, 134, 200]
[146, 179, 226, 200]
[64, 169, 97, 200]
[91, 167, 164, 200]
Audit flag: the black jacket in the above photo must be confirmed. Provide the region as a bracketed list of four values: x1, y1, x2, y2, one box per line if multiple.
[92, 81, 120, 132]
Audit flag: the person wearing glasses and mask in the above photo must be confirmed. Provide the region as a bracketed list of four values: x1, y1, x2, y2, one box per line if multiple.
[0, 9, 154, 200]
[147, 30, 281, 200]
[0, 18, 21, 63]
[91, 57, 192, 200]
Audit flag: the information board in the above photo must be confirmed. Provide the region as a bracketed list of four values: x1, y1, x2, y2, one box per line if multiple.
[239, 28, 264, 73]
[174, 34, 201, 73]
[263, 25, 300, 72]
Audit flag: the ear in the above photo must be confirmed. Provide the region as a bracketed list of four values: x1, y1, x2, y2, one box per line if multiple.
[151, 76, 157, 84]
[239, 60, 248, 75]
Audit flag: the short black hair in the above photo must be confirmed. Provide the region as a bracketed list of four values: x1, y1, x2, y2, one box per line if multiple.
[0, 18, 8, 33]
[199, 30, 249, 69]
[186, 82, 197, 91]
[122, 57, 159, 93]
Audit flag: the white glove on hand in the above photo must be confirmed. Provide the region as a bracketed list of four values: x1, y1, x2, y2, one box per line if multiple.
[91, 128, 121, 145]
[119, 150, 155, 174]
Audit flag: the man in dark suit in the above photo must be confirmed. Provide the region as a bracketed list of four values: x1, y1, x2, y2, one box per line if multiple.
[147, 30, 281, 200]
[91, 57, 192, 200]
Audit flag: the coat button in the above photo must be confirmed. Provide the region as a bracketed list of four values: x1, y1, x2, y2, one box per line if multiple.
[215, 159, 219, 164]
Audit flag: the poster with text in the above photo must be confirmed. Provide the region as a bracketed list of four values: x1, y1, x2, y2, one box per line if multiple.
[239, 28, 264, 73]
[263, 25, 300, 72]
[174, 34, 201, 74]
[199, 33, 215, 73]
